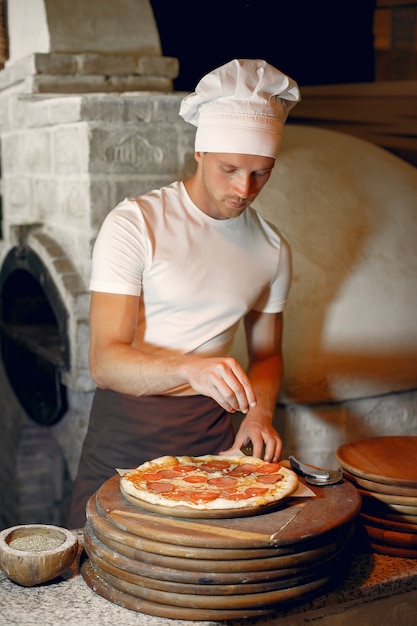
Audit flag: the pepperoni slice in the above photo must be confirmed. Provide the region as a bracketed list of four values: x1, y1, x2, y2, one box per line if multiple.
[188, 490, 220, 503]
[183, 475, 208, 484]
[207, 477, 237, 488]
[257, 463, 282, 474]
[256, 474, 283, 484]
[199, 460, 231, 472]
[146, 481, 175, 493]
[175, 465, 198, 473]
[140, 472, 164, 481]
[244, 487, 269, 497]
[155, 469, 183, 479]
[228, 463, 259, 477]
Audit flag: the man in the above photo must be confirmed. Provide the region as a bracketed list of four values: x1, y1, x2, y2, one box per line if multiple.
[68, 59, 300, 528]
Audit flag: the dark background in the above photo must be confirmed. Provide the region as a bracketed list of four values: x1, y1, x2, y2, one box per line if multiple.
[150, 0, 377, 90]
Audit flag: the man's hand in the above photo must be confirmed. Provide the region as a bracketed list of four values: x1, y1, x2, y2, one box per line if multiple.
[220, 310, 284, 463]
[220, 413, 283, 462]
[181, 355, 257, 414]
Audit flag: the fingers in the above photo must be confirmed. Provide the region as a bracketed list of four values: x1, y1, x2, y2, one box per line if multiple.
[248, 438, 282, 463]
[220, 437, 282, 463]
[262, 437, 282, 463]
[188, 357, 256, 414]
[182, 355, 257, 414]
[229, 424, 282, 463]
[217, 358, 257, 413]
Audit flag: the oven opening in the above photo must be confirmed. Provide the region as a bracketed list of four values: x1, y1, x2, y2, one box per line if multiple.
[0, 246, 69, 426]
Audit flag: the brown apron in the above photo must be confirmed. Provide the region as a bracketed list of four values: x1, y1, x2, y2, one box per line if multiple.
[67, 388, 234, 528]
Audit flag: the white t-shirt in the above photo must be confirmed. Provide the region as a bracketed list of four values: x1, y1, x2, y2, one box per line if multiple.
[90, 181, 291, 361]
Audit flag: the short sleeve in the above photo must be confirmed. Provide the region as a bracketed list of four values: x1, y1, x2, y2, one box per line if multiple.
[89, 199, 147, 296]
[253, 234, 292, 313]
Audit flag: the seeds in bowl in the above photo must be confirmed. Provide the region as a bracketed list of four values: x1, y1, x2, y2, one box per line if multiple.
[9, 534, 64, 552]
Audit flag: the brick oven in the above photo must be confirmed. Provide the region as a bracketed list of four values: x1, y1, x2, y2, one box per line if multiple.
[0, 0, 193, 528]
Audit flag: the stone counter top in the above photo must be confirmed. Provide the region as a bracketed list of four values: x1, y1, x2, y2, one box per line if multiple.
[1, 529, 417, 626]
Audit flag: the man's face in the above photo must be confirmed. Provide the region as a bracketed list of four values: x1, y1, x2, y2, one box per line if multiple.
[194, 152, 275, 220]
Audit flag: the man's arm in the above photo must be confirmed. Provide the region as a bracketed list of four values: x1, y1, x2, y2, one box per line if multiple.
[221, 310, 284, 462]
[89, 291, 257, 413]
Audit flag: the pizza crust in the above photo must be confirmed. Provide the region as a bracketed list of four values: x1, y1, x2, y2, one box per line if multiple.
[120, 455, 299, 512]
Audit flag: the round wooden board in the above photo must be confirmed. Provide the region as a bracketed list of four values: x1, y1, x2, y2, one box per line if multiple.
[84, 522, 348, 587]
[343, 470, 417, 497]
[81, 559, 275, 621]
[336, 436, 417, 487]
[85, 529, 344, 596]
[359, 492, 417, 516]
[84, 512, 353, 582]
[94, 474, 361, 550]
[361, 512, 417, 534]
[364, 522, 417, 548]
[368, 542, 417, 559]
[383, 512, 417, 525]
[95, 559, 333, 610]
[87, 495, 282, 561]
[355, 487, 417, 508]
[81, 558, 333, 619]
[365, 509, 417, 525]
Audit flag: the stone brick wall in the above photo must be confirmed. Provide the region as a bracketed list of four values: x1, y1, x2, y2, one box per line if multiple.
[0, 90, 196, 528]
[0, 91, 195, 391]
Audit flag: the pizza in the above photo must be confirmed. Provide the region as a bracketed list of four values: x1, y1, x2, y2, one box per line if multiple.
[120, 454, 299, 512]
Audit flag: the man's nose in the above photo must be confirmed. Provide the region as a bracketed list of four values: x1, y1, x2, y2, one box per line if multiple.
[234, 174, 251, 198]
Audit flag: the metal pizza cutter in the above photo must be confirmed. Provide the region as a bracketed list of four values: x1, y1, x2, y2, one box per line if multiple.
[289, 455, 344, 486]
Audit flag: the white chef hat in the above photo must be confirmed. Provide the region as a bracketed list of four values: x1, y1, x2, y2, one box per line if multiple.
[179, 59, 300, 158]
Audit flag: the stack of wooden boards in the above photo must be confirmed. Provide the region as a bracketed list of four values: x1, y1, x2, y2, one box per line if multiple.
[81, 473, 361, 620]
[336, 436, 417, 559]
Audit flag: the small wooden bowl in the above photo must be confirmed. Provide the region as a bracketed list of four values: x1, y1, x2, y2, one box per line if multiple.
[0, 524, 78, 586]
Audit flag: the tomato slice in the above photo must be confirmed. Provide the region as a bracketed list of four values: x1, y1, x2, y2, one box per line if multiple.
[188, 490, 220, 503]
[227, 492, 250, 501]
[166, 490, 188, 500]
[183, 475, 208, 483]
